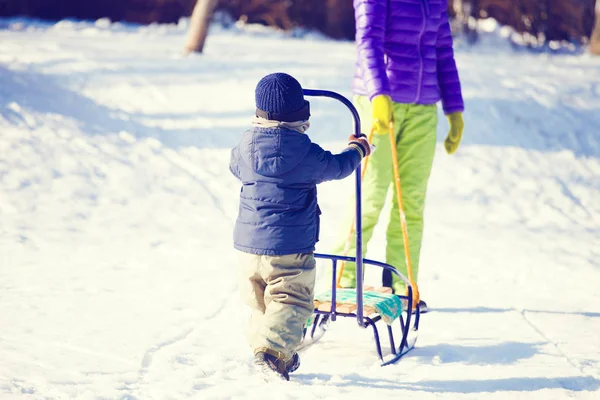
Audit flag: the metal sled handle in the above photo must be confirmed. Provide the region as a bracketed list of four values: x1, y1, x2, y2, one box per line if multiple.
[303, 89, 366, 327]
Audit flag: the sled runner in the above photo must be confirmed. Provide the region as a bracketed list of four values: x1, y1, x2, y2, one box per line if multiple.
[297, 89, 422, 366]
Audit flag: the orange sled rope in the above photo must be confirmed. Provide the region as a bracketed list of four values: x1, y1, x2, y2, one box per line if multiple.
[388, 122, 420, 305]
[336, 122, 420, 305]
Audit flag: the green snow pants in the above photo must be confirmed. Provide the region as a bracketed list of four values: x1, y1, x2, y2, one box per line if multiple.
[335, 96, 437, 294]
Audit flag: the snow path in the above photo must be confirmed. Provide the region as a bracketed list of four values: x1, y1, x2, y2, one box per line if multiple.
[0, 19, 599, 399]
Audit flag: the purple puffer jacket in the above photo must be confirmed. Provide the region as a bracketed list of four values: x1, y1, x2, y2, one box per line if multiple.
[352, 0, 464, 114]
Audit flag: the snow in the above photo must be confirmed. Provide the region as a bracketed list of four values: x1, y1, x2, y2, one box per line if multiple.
[1, 18, 600, 399]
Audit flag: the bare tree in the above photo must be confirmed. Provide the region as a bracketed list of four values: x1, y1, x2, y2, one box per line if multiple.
[184, 0, 219, 54]
[591, 2, 600, 55]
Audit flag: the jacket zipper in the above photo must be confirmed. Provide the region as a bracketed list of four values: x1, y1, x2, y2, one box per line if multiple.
[415, 0, 428, 103]
[423, 0, 430, 16]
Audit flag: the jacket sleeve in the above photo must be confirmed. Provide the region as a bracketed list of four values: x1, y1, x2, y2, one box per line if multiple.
[311, 144, 363, 183]
[354, 0, 390, 100]
[436, 7, 464, 115]
[229, 146, 241, 181]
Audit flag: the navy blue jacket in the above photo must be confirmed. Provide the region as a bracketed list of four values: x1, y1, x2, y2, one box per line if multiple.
[229, 127, 362, 255]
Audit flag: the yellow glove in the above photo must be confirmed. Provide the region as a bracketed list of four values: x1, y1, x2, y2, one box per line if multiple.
[444, 112, 464, 154]
[371, 95, 393, 135]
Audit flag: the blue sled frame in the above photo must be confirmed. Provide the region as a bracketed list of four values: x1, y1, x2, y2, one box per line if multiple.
[301, 89, 422, 366]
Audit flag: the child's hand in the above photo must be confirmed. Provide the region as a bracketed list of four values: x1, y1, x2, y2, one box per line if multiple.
[347, 133, 372, 158]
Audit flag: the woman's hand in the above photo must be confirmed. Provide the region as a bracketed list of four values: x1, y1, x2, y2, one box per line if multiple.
[445, 112, 464, 154]
[371, 94, 393, 135]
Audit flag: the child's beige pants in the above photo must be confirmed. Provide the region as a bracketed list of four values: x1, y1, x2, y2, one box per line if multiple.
[236, 251, 316, 362]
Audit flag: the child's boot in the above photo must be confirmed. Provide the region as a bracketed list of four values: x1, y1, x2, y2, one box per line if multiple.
[253, 351, 289, 381]
[285, 352, 300, 374]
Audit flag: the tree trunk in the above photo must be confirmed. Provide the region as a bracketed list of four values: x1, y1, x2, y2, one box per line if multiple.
[184, 0, 219, 54]
[591, 3, 600, 55]
[325, 0, 344, 39]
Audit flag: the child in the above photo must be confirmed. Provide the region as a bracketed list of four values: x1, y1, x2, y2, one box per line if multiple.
[229, 72, 371, 380]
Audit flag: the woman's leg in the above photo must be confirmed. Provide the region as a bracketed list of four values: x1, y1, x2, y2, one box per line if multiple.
[385, 104, 437, 294]
[336, 96, 396, 288]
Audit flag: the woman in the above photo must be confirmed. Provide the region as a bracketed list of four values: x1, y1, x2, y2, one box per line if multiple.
[335, 0, 465, 308]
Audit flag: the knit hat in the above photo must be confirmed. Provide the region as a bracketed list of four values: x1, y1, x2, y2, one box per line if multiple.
[255, 73, 310, 122]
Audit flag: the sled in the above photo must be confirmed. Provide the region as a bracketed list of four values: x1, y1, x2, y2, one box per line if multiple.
[297, 89, 423, 366]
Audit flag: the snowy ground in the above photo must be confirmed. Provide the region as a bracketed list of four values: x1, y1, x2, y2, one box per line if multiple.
[1, 18, 600, 399]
